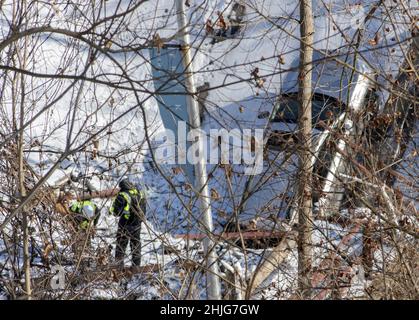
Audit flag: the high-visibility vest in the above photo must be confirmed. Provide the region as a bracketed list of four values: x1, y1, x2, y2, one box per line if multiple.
[109, 189, 145, 220]
[79, 220, 89, 229]
[69, 200, 96, 229]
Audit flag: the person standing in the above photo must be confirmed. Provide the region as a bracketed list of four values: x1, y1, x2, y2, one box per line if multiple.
[109, 179, 146, 268]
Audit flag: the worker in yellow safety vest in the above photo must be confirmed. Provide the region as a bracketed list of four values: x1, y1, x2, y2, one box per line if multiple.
[109, 179, 146, 268]
[68, 199, 100, 266]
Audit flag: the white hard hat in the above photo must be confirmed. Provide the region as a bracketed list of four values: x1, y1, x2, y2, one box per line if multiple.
[82, 204, 95, 219]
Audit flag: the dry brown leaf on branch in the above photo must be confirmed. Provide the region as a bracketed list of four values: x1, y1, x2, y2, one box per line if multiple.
[42, 242, 53, 259]
[210, 188, 220, 200]
[223, 164, 232, 179]
[111, 269, 120, 282]
[368, 33, 380, 46]
[217, 11, 227, 30]
[104, 39, 112, 49]
[218, 210, 227, 218]
[172, 167, 183, 175]
[251, 67, 260, 79]
[93, 139, 99, 150]
[153, 33, 164, 52]
[279, 54, 285, 64]
[256, 78, 265, 88]
[109, 96, 115, 107]
[206, 19, 214, 35]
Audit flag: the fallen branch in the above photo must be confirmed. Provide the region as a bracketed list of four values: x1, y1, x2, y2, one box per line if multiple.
[174, 230, 285, 241]
[245, 231, 298, 298]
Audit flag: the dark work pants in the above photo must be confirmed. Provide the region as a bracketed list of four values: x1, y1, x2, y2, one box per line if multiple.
[115, 218, 142, 267]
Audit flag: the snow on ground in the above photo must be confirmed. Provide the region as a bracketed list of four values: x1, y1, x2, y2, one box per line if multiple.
[0, 0, 417, 299]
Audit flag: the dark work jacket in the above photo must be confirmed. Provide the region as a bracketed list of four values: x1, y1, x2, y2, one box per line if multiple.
[111, 189, 145, 227]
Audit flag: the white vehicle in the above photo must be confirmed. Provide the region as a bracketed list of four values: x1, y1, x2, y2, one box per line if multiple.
[240, 52, 374, 224]
[216, 49, 414, 232]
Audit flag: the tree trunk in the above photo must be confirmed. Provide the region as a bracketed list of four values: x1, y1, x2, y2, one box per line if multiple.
[297, 0, 314, 299]
[19, 97, 32, 300]
[18, 0, 32, 298]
